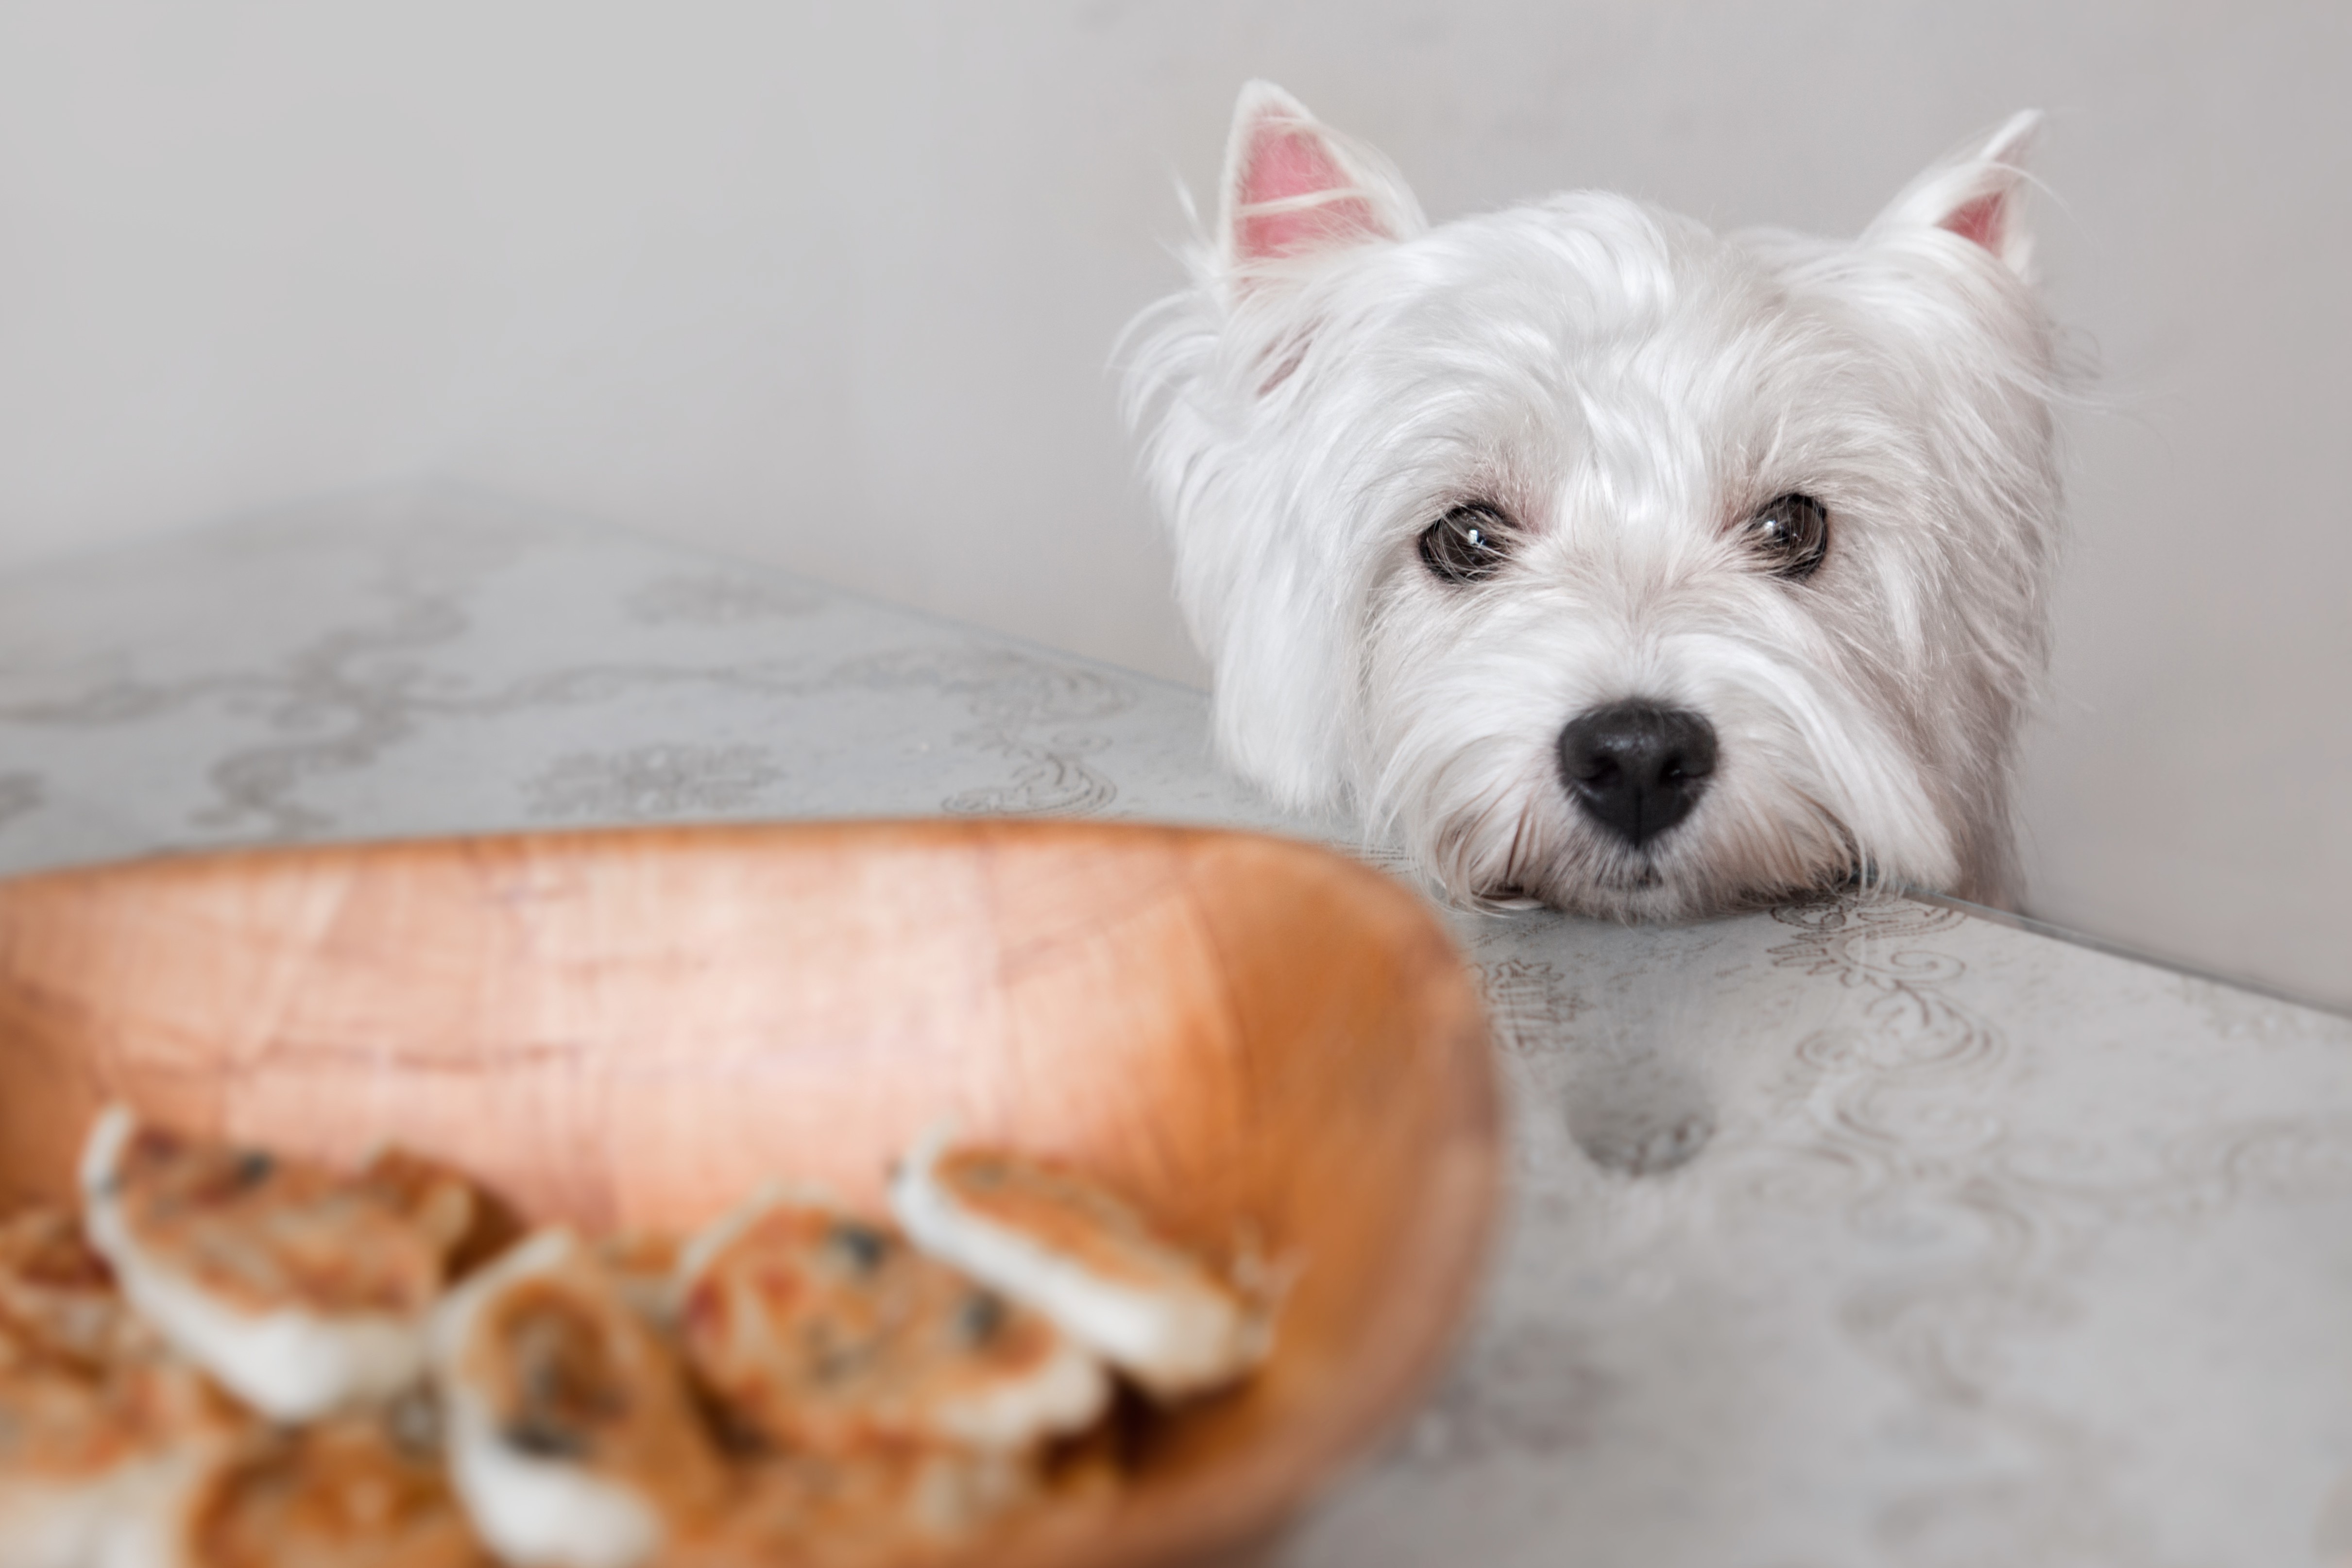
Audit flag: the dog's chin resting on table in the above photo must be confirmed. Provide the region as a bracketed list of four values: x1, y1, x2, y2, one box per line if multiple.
[1124, 82, 2061, 920]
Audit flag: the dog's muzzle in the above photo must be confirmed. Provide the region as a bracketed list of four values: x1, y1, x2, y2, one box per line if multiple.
[1557, 701, 1717, 849]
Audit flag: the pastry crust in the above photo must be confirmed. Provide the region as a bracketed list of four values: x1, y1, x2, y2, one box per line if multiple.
[0, 1310, 249, 1568]
[186, 1413, 492, 1568]
[888, 1136, 1265, 1400]
[0, 1206, 143, 1368]
[668, 1447, 1041, 1568]
[432, 1230, 725, 1568]
[675, 1192, 1108, 1455]
[80, 1108, 477, 1422]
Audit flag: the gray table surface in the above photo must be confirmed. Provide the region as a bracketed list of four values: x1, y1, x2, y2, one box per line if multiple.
[0, 487, 2346, 1568]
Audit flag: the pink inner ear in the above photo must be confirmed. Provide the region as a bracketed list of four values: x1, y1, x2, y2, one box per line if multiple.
[1942, 190, 2007, 253]
[1232, 117, 1383, 261]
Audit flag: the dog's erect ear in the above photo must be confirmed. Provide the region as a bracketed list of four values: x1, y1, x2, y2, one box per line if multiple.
[1868, 111, 2042, 277]
[1216, 81, 1423, 284]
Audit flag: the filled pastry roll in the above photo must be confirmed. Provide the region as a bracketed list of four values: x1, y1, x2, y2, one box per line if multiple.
[79, 1107, 478, 1423]
[666, 1447, 1041, 1568]
[431, 1229, 726, 1568]
[888, 1136, 1266, 1400]
[0, 1307, 246, 1568]
[178, 1409, 491, 1568]
[0, 1206, 144, 1368]
[675, 1191, 1108, 1456]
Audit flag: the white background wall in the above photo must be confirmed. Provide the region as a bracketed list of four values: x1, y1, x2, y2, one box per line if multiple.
[0, 2, 2345, 1008]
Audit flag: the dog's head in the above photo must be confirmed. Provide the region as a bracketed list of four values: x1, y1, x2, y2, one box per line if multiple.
[1125, 83, 2061, 918]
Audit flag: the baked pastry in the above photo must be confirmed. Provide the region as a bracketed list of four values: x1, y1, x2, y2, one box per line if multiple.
[80, 1108, 477, 1422]
[667, 1447, 1040, 1568]
[432, 1229, 726, 1568]
[181, 1410, 491, 1568]
[889, 1136, 1265, 1400]
[0, 1206, 142, 1368]
[675, 1191, 1107, 1454]
[0, 1311, 246, 1568]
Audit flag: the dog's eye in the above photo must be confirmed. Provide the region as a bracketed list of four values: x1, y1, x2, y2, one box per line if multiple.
[1418, 505, 1514, 585]
[1744, 493, 1830, 579]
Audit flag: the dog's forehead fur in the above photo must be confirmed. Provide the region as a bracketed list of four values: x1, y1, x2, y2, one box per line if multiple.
[1126, 89, 2061, 920]
[1258, 195, 1933, 540]
[1231, 191, 2044, 704]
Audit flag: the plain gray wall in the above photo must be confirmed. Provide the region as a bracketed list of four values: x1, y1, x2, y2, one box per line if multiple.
[1, 2, 2345, 1007]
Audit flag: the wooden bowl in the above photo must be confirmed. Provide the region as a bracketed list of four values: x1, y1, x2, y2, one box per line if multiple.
[0, 819, 1497, 1566]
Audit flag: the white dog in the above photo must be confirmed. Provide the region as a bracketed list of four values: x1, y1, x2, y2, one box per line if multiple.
[1124, 83, 2061, 920]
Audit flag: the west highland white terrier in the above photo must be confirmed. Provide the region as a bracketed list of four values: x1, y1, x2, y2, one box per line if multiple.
[1124, 82, 2061, 919]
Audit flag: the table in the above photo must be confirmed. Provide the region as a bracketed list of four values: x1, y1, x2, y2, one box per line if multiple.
[1, 487, 2345, 1567]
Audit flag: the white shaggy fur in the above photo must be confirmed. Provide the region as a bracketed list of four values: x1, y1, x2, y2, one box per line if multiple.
[1124, 83, 2061, 918]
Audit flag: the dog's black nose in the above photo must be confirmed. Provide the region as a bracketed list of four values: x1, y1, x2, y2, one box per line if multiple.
[1557, 701, 1717, 848]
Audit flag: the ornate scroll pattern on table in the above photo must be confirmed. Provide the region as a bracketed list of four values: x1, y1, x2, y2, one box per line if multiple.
[448, 641, 1135, 823]
[1753, 898, 2352, 1566]
[196, 581, 475, 835]
[0, 529, 1139, 838]
[0, 570, 472, 838]
[523, 744, 787, 821]
[1481, 956, 1581, 1057]
[479, 646, 1133, 818]
[1409, 896, 2352, 1562]
[835, 648, 1133, 816]
[1738, 898, 2164, 1564]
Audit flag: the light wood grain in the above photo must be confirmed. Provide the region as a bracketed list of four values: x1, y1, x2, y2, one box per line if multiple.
[0, 819, 1498, 1567]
